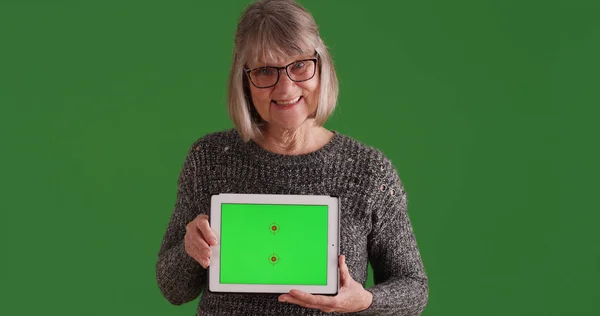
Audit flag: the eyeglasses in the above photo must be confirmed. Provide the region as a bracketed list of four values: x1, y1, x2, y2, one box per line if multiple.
[244, 58, 318, 89]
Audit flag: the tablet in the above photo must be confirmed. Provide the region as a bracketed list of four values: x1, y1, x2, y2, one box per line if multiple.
[208, 193, 340, 294]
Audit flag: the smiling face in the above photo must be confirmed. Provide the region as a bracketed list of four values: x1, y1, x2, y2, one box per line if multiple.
[246, 54, 320, 132]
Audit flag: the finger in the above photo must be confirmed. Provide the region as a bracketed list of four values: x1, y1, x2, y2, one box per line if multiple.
[184, 231, 211, 268]
[280, 293, 324, 311]
[339, 255, 352, 285]
[196, 215, 218, 246]
[184, 234, 193, 256]
[280, 295, 320, 310]
[289, 290, 337, 309]
[339, 255, 346, 285]
[192, 242, 211, 269]
[193, 234, 212, 258]
[341, 255, 352, 281]
[190, 242, 211, 268]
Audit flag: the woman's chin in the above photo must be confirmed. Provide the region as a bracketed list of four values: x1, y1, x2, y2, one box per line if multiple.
[268, 111, 310, 129]
[267, 117, 311, 131]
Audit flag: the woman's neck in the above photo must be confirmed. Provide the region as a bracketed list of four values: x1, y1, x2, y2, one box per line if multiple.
[256, 122, 332, 156]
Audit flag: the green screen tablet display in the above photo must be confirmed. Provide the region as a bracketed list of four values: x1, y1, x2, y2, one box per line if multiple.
[220, 203, 329, 285]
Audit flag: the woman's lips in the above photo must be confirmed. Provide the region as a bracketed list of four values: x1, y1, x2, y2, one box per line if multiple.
[271, 96, 303, 109]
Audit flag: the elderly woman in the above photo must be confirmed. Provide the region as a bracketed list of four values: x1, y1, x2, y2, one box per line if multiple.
[156, 0, 428, 315]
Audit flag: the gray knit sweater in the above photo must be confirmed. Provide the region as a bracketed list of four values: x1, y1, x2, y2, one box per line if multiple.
[156, 129, 428, 315]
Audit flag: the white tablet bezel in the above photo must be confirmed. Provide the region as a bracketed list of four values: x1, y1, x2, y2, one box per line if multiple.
[208, 193, 340, 294]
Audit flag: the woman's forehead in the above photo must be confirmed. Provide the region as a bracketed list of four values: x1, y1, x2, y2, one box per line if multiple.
[247, 42, 315, 66]
[249, 53, 314, 67]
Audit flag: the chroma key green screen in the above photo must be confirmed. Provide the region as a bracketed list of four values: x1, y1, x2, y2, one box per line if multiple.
[220, 204, 329, 285]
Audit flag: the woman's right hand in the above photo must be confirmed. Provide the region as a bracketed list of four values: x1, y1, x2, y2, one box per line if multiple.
[184, 214, 218, 269]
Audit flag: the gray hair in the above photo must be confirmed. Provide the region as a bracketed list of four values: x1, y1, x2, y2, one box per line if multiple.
[227, 0, 339, 142]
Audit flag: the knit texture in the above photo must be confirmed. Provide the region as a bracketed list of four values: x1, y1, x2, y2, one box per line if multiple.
[156, 129, 428, 315]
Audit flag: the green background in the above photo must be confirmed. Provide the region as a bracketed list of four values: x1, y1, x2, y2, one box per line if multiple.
[220, 204, 328, 285]
[1, 0, 599, 315]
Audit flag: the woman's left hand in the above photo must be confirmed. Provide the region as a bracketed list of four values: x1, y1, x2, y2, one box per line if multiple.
[278, 255, 373, 313]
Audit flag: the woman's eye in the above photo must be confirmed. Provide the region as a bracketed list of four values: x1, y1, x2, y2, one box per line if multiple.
[293, 62, 305, 69]
[252, 67, 276, 77]
[257, 68, 274, 76]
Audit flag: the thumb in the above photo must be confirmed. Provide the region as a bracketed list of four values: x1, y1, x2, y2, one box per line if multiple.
[340, 255, 353, 285]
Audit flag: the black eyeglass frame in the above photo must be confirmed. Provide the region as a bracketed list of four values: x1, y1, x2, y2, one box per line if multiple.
[244, 57, 318, 89]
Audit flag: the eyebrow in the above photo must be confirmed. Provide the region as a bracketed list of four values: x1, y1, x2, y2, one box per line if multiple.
[252, 55, 314, 68]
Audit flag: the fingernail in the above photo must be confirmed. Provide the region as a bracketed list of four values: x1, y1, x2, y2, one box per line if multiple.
[211, 238, 218, 245]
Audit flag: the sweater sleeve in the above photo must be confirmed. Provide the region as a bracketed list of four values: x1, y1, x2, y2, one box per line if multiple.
[356, 162, 429, 316]
[156, 144, 207, 305]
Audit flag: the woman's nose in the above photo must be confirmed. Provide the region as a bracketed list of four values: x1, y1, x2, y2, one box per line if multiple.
[273, 69, 295, 91]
